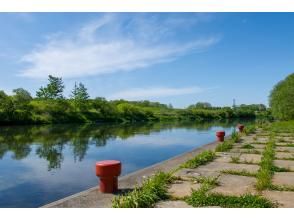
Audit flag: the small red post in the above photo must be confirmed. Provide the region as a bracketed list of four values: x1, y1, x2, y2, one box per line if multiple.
[216, 131, 225, 142]
[237, 124, 245, 132]
[95, 160, 121, 193]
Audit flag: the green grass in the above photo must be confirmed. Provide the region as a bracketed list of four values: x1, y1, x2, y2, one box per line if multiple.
[277, 138, 286, 143]
[180, 150, 216, 169]
[191, 176, 220, 186]
[276, 143, 294, 147]
[256, 138, 275, 191]
[241, 149, 262, 155]
[244, 125, 256, 135]
[230, 155, 241, 163]
[231, 130, 241, 143]
[271, 166, 292, 172]
[251, 141, 267, 145]
[186, 185, 275, 208]
[270, 121, 294, 133]
[242, 144, 255, 149]
[270, 184, 294, 192]
[112, 171, 173, 208]
[221, 169, 257, 177]
[275, 157, 294, 161]
[215, 140, 233, 152]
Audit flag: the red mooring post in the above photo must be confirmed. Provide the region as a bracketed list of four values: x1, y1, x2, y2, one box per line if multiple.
[216, 131, 225, 142]
[237, 124, 245, 132]
[95, 160, 121, 193]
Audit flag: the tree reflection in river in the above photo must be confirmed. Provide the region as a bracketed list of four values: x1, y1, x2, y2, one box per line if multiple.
[0, 119, 250, 170]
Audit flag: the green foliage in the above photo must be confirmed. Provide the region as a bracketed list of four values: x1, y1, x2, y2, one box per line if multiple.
[270, 120, 294, 133]
[186, 190, 275, 208]
[112, 172, 172, 208]
[231, 130, 241, 143]
[269, 73, 294, 120]
[215, 140, 233, 152]
[270, 184, 294, 192]
[180, 150, 216, 169]
[188, 102, 212, 109]
[230, 155, 241, 163]
[70, 82, 90, 110]
[271, 166, 291, 172]
[36, 75, 65, 99]
[242, 144, 255, 149]
[192, 176, 219, 186]
[0, 74, 269, 125]
[243, 125, 256, 135]
[256, 138, 275, 190]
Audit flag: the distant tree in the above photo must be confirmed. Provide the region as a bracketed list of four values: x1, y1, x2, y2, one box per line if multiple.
[12, 88, 32, 109]
[269, 73, 294, 120]
[70, 82, 89, 110]
[188, 102, 212, 109]
[36, 75, 64, 99]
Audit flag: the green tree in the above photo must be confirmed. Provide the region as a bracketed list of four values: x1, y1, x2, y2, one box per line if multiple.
[0, 90, 15, 121]
[188, 102, 212, 109]
[12, 88, 32, 109]
[36, 75, 65, 99]
[70, 82, 89, 110]
[269, 73, 294, 120]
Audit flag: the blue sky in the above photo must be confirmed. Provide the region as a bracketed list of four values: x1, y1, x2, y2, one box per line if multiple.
[0, 13, 293, 108]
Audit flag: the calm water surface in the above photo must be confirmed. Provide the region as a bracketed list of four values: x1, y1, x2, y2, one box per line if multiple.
[0, 120, 251, 207]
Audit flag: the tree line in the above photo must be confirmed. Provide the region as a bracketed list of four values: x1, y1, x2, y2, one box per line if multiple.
[0, 75, 269, 125]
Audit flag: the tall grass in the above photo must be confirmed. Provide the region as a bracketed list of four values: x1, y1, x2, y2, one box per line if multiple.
[256, 137, 275, 191]
[112, 171, 173, 208]
[180, 150, 216, 169]
[231, 130, 241, 143]
[215, 140, 233, 152]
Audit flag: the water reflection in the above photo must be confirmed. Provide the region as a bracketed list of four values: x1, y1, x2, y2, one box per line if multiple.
[0, 119, 256, 207]
[0, 120, 245, 171]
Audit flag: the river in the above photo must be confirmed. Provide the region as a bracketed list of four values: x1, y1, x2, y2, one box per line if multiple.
[0, 120, 253, 207]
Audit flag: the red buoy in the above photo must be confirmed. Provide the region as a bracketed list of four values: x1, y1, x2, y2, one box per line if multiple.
[216, 131, 225, 142]
[237, 124, 245, 132]
[95, 160, 121, 193]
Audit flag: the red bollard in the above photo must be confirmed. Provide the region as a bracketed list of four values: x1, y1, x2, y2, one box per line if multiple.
[95, 160, 121, 193]
[237, 124, 245, 132]
[216, 131, 225, 142]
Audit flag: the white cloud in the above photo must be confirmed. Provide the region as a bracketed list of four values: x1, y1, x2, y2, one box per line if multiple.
[20, 14, 219, 79]
[108, 86, 206, 100]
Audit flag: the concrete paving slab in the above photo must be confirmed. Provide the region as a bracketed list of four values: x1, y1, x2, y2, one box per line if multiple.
[210, 174, 257, 196]
[215, 153, 261, 164]
[276, 142, 294, 147]
[276, 137, 294, 142]
[193, 161, 260, 173]
[155, 200, 193, 208]
[275, 146, 294, 153]
[174, 168, 220, 179]
[275, 152, 294, 160]
[274, 160, 294, 170]
[229, 148, 263, 154]
[263, 190, 294, 208]
[272, 172, 294, 187]
[168, 180, 201, 198]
